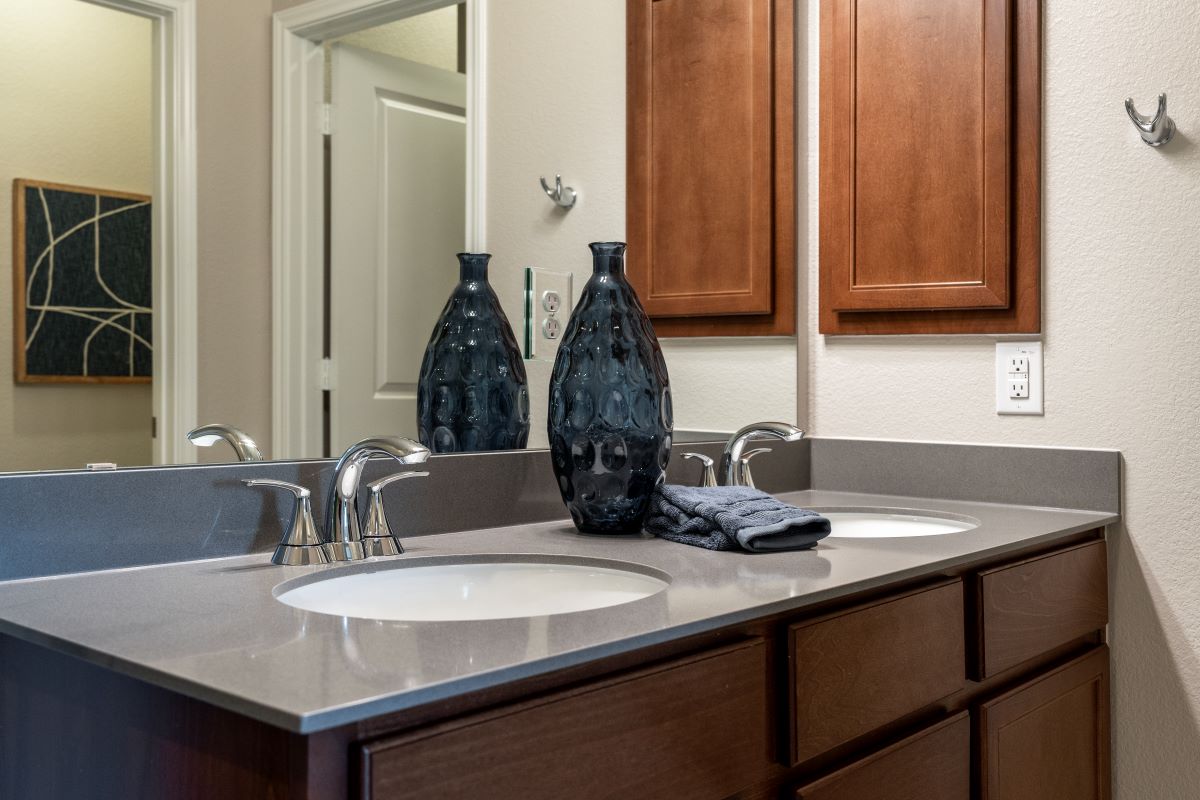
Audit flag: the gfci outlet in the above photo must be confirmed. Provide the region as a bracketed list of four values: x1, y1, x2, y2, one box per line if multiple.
[995, 342, 1043, 415]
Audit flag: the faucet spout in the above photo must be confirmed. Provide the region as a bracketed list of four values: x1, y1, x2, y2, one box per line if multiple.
[720, 422, 804, 486]
[324, 437, 430, 561]
[187, 424, 263, 462]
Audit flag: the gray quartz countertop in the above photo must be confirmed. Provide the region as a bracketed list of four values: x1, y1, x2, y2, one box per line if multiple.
[0, 489, 1115, 734]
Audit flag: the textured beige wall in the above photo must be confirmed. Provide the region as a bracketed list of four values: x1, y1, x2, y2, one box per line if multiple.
[801, 2, 1200, 797]
[0, 0, 153, 471]
[193, 0, 275, 461]
[485, 0, 798, 447]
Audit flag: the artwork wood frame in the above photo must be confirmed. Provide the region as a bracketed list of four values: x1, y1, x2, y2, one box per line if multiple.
[12, 178, 153, 385]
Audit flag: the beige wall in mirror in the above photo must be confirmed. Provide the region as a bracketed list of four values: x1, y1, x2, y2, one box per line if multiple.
[0, 0, 277, 472]
[0, 0, 153, 472]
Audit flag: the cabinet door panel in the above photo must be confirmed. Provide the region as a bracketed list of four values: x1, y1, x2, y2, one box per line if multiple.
[789, 580, 965, 764]
[824, 0, 1010, 312]
[795, 713, 970, 800]
[978, 646, 1110, 800]
[627, 0, 796, 336]
[359, 638, 769, 799]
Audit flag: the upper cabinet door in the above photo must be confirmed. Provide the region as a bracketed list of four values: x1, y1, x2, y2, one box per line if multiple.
[820, 0, 1041, 334]
[825, 0, 1010, 312]
[628, 0, 796, 337]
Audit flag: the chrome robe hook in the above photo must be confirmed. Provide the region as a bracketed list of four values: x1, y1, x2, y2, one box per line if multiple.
[1125, 93, 1176, 147]
[539, 174, 577, 209]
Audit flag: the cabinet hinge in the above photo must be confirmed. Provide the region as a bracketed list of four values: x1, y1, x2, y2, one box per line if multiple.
[319, 358, 335, 391]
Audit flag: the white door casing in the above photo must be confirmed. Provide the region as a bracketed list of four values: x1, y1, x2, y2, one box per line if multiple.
[82, 0, 198, 464]
[272, 0, 484, 460]
[328, 44, 466, 451]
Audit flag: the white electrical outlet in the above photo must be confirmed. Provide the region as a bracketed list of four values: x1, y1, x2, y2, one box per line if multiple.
[523, 267, 574, 361]
[996, 342, 1043, 415]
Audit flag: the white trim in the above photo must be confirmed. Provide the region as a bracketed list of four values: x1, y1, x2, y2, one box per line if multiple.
[466, 0, 486, 250]
[271, 15, 326, 459]
[82, 0, 199, 465]
[272, 0, 484, 459]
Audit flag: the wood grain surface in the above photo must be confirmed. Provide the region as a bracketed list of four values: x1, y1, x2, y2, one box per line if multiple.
[360, 638, 771, 799]
[820, 0, 1042, 333]
[978, 646, 1110, 800]
[789, 579, 966, 764]
[974, 539, 1108, 678]
[627, 0, 796, 336]
[794, 712, 970, 800]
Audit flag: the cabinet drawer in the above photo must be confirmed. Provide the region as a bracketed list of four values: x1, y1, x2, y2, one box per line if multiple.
[974, 540, 1108, 678]
[358, 638, 769, 800]
[794, 712, 970, 800]
[789, 580, 965, 765]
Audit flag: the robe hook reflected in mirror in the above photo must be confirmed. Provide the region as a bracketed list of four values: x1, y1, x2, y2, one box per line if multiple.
[539, 174, 577, 209]
[1125, 93, 1176, 147]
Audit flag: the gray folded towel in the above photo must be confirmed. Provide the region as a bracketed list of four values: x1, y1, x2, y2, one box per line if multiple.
[645, 484, 831, 552]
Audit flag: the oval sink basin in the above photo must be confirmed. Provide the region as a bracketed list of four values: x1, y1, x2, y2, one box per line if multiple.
[274, 557, 670, 622]
[816, 510, 979, 538]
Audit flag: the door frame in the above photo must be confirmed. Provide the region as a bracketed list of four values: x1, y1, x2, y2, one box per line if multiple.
[82, 0, 199, 465]
[272, 0, 486, 459]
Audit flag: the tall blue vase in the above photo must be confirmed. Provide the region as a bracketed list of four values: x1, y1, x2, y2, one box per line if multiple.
[417, 253, 530, 452]
[548, 242, 672, 534]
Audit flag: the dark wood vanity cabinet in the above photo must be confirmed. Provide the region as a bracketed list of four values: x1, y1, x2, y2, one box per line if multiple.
[788, 580, 965, 764]
[972, 539, 1109, 678]
[359, 639, 771, 799]
[625, 0, 796, 337]
[1, 534, 1110, 800]
[793, 713, 971, 800]
[350, 535, 1110, 800]
[979, 647, 1111, 800]
[819, 0, 1042, 334]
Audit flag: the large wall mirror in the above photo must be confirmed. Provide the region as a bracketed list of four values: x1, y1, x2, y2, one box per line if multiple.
[0, 0, 799, 473]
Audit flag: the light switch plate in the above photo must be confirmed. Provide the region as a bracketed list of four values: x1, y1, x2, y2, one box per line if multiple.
[523, 267, 574, 362]
[996, 342, 1043, 415]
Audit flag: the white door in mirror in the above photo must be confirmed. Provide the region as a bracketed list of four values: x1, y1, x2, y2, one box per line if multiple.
[329, 44, 467, 451]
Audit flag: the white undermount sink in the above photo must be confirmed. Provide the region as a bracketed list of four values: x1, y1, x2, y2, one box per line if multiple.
[816, 509, 980, 538]
[274, 556, 670, 622]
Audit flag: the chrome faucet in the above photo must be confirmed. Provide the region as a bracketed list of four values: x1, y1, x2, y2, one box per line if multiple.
[187, 424, 263, 462]
[720, 422, 804, 486]
[324, 437, 431, 561]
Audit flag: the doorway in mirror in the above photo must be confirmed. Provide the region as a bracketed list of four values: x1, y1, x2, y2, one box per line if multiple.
[274, 0, 489, 459]
[327, 12, 468, 454]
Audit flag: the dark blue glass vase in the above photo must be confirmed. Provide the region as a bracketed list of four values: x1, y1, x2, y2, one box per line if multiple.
[548, 242, 672, 534]
[417, 253, 530, 452]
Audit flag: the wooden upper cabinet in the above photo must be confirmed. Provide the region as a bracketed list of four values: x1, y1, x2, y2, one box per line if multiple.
[627, 0, 796, 337]
[820, 0, 1042, 334]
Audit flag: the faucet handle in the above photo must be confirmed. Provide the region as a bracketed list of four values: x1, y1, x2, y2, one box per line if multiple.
[738, 448, 772, 490]
[243, 479, 328, 566]
[681, 453, 718, 488]
[362, 471, 430, 557]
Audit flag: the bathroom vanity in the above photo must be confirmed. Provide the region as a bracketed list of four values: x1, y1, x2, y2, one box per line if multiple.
[0, 439, 1117, 800]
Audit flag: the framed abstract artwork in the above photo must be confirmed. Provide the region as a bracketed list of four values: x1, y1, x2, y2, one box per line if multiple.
[12, 179, 152, 384]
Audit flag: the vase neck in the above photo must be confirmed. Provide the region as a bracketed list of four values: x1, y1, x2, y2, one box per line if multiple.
[457, 252, 491, 282]
[589, 242, 627, 277]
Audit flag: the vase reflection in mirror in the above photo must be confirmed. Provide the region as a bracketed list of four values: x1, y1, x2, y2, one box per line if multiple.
[417, 253, 530, 453]
[548, 242, 672, 534]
